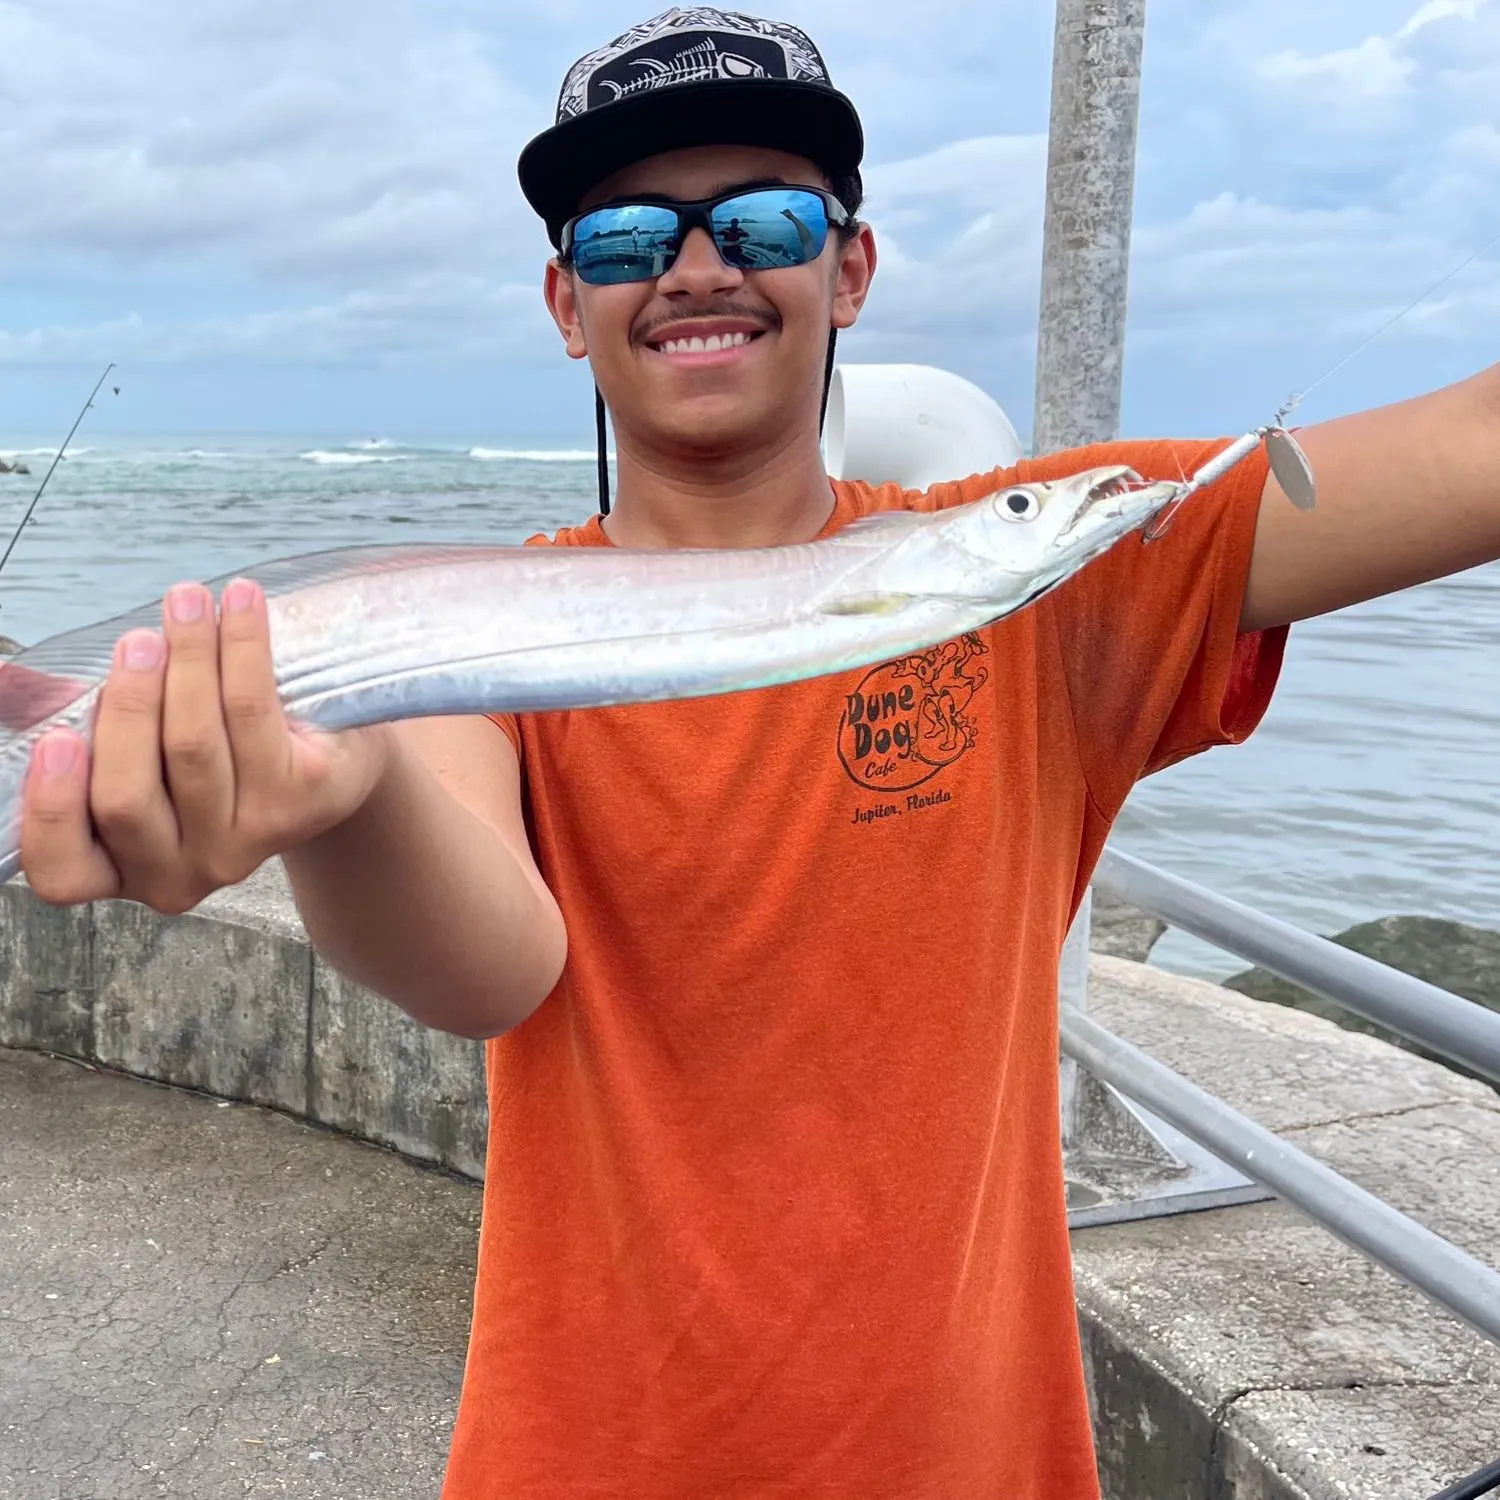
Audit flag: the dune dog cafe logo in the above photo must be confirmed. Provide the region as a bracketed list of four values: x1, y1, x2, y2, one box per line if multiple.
[838, 635, 989, 811]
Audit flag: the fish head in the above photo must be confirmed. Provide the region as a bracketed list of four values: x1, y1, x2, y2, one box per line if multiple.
[960, 465, 1181, 589]
[833, 466, 1184, 620]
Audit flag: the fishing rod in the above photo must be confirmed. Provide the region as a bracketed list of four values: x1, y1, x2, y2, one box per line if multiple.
[0, 363, 118, 586]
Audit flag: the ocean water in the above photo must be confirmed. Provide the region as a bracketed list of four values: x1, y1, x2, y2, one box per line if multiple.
[0, 434, 1494, 980]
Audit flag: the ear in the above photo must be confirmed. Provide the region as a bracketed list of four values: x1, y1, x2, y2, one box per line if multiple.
[831, 223, 878, 333]
[544, 259, 590, 361]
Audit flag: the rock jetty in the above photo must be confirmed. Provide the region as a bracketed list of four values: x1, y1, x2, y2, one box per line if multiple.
[1224, 914, 1500, 1089]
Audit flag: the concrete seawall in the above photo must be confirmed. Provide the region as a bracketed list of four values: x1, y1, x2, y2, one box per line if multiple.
[1077, 956, 1500, 1498]
[2, 868, 1497, 1497]
[0, 862, 488, 1181]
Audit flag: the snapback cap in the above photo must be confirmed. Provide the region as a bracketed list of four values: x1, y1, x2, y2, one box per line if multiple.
[519, 7, 865, 247]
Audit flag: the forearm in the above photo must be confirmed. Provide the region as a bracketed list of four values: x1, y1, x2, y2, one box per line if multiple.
[283, 738, 566, 1039]
[1243, 363, 1500, 631]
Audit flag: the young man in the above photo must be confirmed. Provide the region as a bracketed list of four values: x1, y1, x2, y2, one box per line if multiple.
[19, 8, 1500, 1497]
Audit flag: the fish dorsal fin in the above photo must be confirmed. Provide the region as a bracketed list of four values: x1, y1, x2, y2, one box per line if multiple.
[2, 544, 518, 703]
[227, 543, 520, 598]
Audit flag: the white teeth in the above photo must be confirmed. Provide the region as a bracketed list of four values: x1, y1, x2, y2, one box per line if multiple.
[658, 331, 753, 355]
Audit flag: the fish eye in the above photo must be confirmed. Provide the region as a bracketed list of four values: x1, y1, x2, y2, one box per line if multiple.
[998, 488, 1040, 522]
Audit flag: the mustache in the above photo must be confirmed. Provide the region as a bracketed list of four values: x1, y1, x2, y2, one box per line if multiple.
[632, 303, 782, 345]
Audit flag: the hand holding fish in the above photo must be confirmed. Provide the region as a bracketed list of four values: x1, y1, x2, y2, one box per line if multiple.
[19, 577, 393, 915]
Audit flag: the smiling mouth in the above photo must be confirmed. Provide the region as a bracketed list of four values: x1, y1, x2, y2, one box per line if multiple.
[645, 329, 767, 357]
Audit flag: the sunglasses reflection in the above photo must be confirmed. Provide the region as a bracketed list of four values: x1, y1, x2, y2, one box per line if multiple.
[581, 213, 821, 277]
[571, 188, 833, 282]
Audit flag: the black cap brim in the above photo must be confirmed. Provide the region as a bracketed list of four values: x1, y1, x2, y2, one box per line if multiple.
[519, 79, 864, 247]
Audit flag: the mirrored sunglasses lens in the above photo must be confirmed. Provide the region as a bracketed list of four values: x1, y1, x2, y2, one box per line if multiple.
[570, 205, 680, 285]
[711, 190, 831, 270]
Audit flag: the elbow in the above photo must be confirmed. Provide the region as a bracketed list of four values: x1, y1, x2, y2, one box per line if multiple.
[460, 1009, 540, 1042]
[454, 973, 561, 1041]
[417, 971, 558, 1042]
[450, 907, 569, 1042]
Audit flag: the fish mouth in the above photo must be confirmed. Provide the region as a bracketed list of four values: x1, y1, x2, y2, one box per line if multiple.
[1059, 468, 1181, 539]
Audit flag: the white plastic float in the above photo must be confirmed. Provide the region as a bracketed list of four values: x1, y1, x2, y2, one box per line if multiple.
[823, 363, 1024, 490]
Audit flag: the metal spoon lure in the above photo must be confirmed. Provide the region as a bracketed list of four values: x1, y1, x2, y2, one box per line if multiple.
[1143, 406, 1316, 543]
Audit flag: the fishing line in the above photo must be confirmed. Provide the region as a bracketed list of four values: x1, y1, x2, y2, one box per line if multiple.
[1278, 226, 1500, 426]
[0, 363, 118, 587]
[1145, 225, 1498, 540]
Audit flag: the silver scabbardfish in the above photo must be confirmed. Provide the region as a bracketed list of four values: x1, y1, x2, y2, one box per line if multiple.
[0, 462, 1210, 882]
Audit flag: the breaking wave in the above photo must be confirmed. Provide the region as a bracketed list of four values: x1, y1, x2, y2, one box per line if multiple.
[300, 450, 404, 466]
[468, 447, 599, 462]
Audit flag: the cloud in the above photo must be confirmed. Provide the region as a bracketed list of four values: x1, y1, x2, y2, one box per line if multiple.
[1127, 193, 1459, 351]
[1258, 36, 1414, 99]
[853, 134, 1046, 345]
[1399, 0, 1490, 39]
[0, 1, 544, 280]
[0, 1, 1053, 393]
[0, 277, 550, 367]
[1258, 0, 1492, 102]
[1, 0, 1498, 440]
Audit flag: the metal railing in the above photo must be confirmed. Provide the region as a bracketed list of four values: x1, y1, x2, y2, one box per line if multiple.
[1071, 849, 1500, 1347]
[1095, 848, 1500, 1087]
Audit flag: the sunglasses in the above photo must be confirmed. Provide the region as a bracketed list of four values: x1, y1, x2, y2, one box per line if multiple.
[559, 185, 851, 287]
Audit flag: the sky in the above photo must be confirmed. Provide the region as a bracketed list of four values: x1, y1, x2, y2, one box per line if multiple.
[1, 0, 1497, 444]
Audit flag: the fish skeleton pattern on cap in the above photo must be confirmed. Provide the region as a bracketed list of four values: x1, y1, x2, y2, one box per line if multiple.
[557, 9, 829, 119]
[600, 39, 768, 99]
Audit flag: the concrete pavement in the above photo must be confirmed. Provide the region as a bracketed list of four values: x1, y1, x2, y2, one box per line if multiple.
[0, 1047, 478, 1499]
[5, 864, 1500, 1498]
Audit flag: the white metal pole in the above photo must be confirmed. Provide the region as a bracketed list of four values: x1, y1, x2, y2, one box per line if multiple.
[1036, 0, 1148, 1136]
[1034, 0, 1147, 455]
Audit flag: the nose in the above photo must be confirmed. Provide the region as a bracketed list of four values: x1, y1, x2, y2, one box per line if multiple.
[656, 225, 743, 296]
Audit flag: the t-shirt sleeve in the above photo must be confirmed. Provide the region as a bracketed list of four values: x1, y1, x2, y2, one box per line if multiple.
[1006, 437, 1287, 817]
[924, 438, 1285, 819]
[489, 713, 522, 759]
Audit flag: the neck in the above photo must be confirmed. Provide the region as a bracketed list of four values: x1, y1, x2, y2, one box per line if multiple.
[601, 416, 837, 550]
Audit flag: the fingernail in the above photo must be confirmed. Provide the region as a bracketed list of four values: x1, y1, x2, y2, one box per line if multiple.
[39, 734, 78, 777]
[167, 585, 205, 623]
[222, 579, 257, 614]
[120, 631, 164, 672]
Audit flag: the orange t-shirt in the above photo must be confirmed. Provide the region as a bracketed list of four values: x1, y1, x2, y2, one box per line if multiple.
[441, 439, 1286, 1499]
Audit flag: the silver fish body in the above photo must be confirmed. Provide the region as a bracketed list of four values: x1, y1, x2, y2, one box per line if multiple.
[0, 466, 1179, 883]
